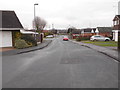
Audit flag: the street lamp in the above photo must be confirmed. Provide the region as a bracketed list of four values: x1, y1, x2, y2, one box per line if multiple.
[34, 3, 38, 40]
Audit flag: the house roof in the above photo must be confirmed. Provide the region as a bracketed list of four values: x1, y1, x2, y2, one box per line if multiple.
[72, 29, 81, 34]
[113, 15, 120, 21]
[117, 15, 120, 18]
[0, 10, 23, 30]
[97, 27, 112, 33]
[81, 28, 96, 33]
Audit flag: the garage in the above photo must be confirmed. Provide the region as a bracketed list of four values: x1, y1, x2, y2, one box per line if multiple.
[0, 31, 12, 47]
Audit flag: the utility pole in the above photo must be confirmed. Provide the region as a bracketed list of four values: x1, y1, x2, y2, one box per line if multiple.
[52, 24, 54, 29]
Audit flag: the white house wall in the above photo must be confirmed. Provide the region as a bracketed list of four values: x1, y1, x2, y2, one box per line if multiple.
[0, 31, 12, 47]
[112, 30, 119, 42]
[115, 31, 118, 41]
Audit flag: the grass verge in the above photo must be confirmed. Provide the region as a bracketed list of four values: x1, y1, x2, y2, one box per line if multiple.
[81, 41, 118, 47]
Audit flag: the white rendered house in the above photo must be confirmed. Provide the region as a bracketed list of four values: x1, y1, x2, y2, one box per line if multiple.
[0, 10, 23, 47]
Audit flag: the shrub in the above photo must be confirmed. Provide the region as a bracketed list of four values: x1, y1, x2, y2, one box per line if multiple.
[21, 35, 37, 46]
[15, 39, 30, 49]
[108, 36, 113, 40]
[44, 32, 53, 37]
[76, 37, 81, 41]
[76, 37, 90, 41]
[12, 31, 22, 39]
[80, 37, 90, 41]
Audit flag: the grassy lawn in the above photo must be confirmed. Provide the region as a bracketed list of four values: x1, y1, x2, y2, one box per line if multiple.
[81, 41, 118, 47]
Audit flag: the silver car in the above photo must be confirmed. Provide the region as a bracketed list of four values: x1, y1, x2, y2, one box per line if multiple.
[90, 35, 111, 41]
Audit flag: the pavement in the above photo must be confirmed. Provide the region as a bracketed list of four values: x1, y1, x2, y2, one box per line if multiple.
[70, 40, 119, 62]
[1, 40, 52, 56]
[0, 47, 15, 52]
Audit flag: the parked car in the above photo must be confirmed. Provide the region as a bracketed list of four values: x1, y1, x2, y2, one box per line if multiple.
[90, 35, 111, 41]
[46, 35, 54, 38]
[63, 36, 69, 41]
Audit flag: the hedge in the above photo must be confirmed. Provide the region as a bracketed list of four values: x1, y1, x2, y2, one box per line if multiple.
[15, 39, 30, 49]
[21, 35, 37, 46]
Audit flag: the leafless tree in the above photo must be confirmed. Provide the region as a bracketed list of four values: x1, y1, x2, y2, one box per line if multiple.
[33, 16, 47, 32]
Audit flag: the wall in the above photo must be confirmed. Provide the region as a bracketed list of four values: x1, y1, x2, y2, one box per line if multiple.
[113, 30, 119, 41]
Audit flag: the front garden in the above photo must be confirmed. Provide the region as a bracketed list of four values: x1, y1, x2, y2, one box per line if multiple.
[81, 41, 118, 47]
[74, 36, 118, 47]
[13, 31, 37, 49]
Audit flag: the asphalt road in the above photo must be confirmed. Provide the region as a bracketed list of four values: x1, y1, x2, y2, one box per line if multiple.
[2, 35, 118, 88]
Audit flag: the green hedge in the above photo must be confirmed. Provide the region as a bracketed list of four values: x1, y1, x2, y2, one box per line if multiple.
[21, 35, 37, 46]
[44, 32, 53, 37]
[76, 37, 81, 41]
[15, 39, 30, 49]
[76, 37, 90, 41]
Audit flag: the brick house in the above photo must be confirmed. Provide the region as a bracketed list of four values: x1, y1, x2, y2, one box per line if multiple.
[112, 15, 120, 41]
[80, 28, 96, 37]
[96, 27, 112, 37]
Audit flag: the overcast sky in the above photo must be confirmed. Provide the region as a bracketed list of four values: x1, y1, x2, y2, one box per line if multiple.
[0, 0, 120, 29]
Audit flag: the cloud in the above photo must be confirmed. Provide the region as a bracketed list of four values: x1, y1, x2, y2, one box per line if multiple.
[0, 0, 119, 29]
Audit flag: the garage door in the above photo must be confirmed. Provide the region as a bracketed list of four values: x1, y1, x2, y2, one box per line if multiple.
[0, 31, 12, 47]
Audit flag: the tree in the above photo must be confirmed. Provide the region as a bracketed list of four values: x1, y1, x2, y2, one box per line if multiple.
[67, 27, 76, 34]
[33, 16, 47, 33]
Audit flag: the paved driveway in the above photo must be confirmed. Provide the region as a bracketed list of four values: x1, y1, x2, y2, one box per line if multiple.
[0, 47, 15, 52]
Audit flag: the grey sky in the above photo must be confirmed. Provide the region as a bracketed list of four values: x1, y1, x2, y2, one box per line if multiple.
[0, 0, 119, 29]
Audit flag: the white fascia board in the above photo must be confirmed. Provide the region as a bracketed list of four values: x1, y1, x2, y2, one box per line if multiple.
[20, 29, 39, 34]
[112, 30, 120, 32]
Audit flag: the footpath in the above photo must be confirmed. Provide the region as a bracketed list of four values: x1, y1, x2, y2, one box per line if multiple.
[70, 40, 119, 62]
[1, 40, 52, 56]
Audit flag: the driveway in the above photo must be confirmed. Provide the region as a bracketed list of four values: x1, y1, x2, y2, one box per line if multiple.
[0, 47, 15, 52]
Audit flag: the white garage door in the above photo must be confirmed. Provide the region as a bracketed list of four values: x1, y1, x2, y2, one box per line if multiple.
[0, 31, 13, 47]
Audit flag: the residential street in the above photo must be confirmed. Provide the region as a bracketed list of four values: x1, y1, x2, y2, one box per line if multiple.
[2, 35, 118, 88]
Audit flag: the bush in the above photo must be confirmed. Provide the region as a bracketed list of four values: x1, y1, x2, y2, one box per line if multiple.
[15, 39, 30, 49]
[108, 36, 113, 40]
[44, 32, 53, 37]
[21, 35, 37, 46]
[80, 37, 90, 41]
[76, 37, 90, 41]
[76, 37, 81, 41]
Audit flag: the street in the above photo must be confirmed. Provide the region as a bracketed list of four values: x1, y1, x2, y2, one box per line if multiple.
[2, 36, 118, 88]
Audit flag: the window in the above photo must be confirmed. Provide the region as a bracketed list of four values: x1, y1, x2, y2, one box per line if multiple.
[94, 36, 100, 37]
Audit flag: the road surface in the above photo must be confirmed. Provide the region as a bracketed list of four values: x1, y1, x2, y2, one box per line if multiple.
[3, 35, 118, 88]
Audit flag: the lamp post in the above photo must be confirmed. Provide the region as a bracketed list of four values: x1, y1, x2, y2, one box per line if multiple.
[34, 3, 38, 40]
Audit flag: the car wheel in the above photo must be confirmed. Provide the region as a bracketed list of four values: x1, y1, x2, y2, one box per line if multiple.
[93, 39, 97, 41]
[105, 39, 109, 41]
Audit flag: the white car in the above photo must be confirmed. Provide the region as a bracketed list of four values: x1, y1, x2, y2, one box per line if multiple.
[46, 35, 54, 38]
[90, 35, 111, 41]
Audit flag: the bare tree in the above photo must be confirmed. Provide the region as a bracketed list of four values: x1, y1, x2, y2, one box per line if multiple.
[33, 16, 47, 32]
